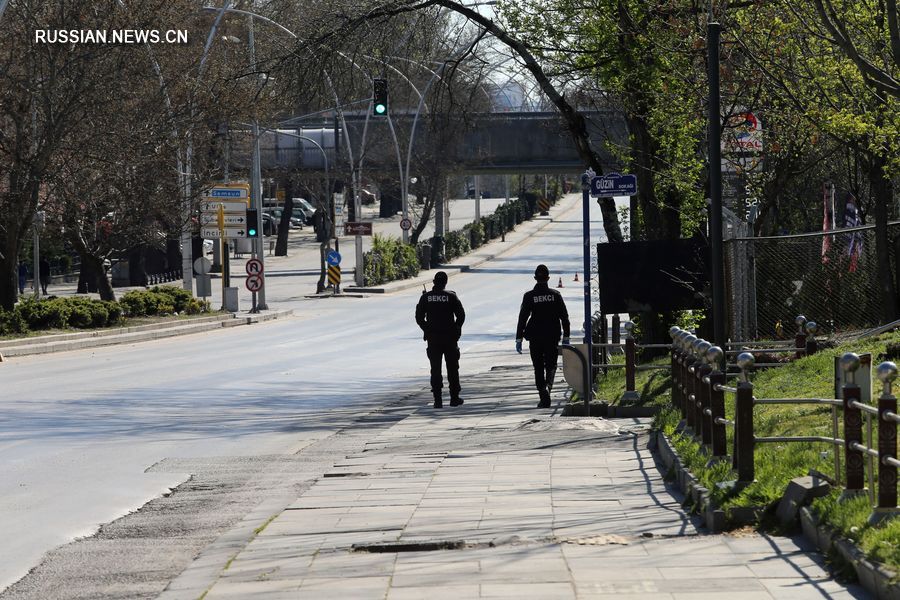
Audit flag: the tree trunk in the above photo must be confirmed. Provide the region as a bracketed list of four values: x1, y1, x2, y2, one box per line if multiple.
[0, 236, 22, 310]
[317, 242, 327, 293]
[869, 154, 898, 322]
[410, 187, 436, 246]
[275, 179, 293, 256]
[93, 255, 115, 301]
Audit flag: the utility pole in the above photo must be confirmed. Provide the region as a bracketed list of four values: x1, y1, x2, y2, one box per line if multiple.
[708, 19, 726, 350]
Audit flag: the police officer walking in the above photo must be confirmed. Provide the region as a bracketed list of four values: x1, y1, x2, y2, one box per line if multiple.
[416, 271, 466, 408]
[516, 264, 570, 408]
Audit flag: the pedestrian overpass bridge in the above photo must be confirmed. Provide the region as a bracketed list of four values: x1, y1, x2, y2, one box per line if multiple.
[245, 110, 627, 175]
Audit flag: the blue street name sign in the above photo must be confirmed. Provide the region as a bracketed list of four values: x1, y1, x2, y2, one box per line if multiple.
[326, 250, 342, 267]
[590, 173, 638, 197]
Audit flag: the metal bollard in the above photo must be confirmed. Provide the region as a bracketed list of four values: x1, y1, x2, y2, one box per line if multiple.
[708, 346, 727, 457]
[669, 327, 681, 412]
[691, 338, 707, 439]
[679, 332, 693, 421]
[735, 352, 755, 484]
[805, 321, 819, 356]
[795, 314, 808, 359]
[622, 321, 639, 402]
[872, 362, 899, 523]
[696, 341, 713, 448]
[684, 334, 698, 431]
[841, 352, 865, 496]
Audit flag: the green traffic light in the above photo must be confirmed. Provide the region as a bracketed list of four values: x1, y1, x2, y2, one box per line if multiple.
[248, 228, 257, 236]
[375, 103, 386, 115]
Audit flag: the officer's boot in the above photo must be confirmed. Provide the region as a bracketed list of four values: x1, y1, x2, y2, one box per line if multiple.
[537, 387, 551, 409]
[433, 393, 443, 409]
[450, 395, 464, 407]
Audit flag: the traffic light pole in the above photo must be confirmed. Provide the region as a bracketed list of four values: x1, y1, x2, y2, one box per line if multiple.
[248, 15, 267, 310]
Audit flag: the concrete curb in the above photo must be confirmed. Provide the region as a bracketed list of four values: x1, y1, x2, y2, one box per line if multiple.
[0, 309, 293, 357]
[800, 507, 900, 599]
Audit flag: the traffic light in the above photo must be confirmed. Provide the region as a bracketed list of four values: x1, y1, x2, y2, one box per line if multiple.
[372, 78, 388, 116]
[246, 209, 259, 238]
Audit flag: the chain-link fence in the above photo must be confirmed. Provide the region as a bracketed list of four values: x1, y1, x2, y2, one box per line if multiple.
[725, 221, 900, 340]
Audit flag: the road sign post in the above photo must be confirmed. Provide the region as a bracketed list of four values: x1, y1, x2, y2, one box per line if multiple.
[246, 258, 264, 313]
[589, 173, 638, 198]
[581, 170, 595, 414]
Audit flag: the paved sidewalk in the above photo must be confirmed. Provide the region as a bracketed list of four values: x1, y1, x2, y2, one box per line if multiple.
[161, 367, 868, 599]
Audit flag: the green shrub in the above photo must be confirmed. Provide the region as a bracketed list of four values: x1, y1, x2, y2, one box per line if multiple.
[15, 298, 70, 329]
[363, 234, 420, 285]
[469, 221, 485, 248]
[120, 291, 146, 317]
[151, 285, 193, 313]
[0, 308, 27, 335]
[104, 301, 123, 324]
[444, 230, 471, 261]
[68, 301, 93, 328]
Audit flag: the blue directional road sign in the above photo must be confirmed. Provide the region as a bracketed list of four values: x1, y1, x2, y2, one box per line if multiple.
[590, 173, 638, 197]
[326, 250, 342, 267]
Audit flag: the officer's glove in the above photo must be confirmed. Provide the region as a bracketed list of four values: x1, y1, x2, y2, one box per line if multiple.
[515, 339, 523, 354]
[561, 338, 570, 346]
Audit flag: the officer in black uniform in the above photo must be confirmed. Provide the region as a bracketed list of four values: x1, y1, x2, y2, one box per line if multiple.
[416, 271, 466, 408]
[516, 264, 570, 408]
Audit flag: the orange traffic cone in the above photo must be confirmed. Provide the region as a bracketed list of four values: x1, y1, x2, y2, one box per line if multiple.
[557, 277, 564, 288]
[573, 272, 580, 282]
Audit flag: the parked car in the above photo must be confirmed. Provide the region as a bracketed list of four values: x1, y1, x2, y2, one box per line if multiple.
[261, 213, 276, 236]
[264, 208, 303, 229]
[291, 198, 316, 224]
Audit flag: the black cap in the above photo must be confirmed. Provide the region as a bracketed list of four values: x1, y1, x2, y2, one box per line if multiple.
[534, 264, 550, 280]
[433, 271, 448, 287]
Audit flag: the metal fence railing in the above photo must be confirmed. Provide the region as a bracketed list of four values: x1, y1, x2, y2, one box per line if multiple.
[670, 326, 900, 524]
[725, 222, 900, 341]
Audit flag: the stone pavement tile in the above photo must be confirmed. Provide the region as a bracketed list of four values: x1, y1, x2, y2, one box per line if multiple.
[561, 543, 650, 558]
[392, 559, 481, 575]
[305, 552, 396, 578]
[658, 564, 756, 579]
[240, 533, 325, 556]
[670, 593, 772, 600]
[723, 534, 816, 554]
[576, 578, 768, 595]
[295, 576, 391, 598]
[219, 555, 314, 582]
[745, 555, 830, 579]
[759, 578, 869, 599]
[577, 594, 676, 600]
[565, 562, 662, 581]
[203, 579, 303, 599]
[479, 582, 575, 598]
[387, 585, 481, 599]
[417, 496, 486, 507]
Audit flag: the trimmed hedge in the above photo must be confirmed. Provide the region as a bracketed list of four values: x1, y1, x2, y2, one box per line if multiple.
[360, 195, 541, 286]
[0, 287, 207, 336]
[363, 234, 420, 285]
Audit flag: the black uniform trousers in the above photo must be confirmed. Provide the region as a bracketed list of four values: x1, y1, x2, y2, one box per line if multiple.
[529, 339, 559, 391]
[427, 338, 461, 398]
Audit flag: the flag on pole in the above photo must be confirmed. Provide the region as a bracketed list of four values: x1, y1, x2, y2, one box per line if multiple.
[821, 183, 833, 263]
[845, 193, 862, 273]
